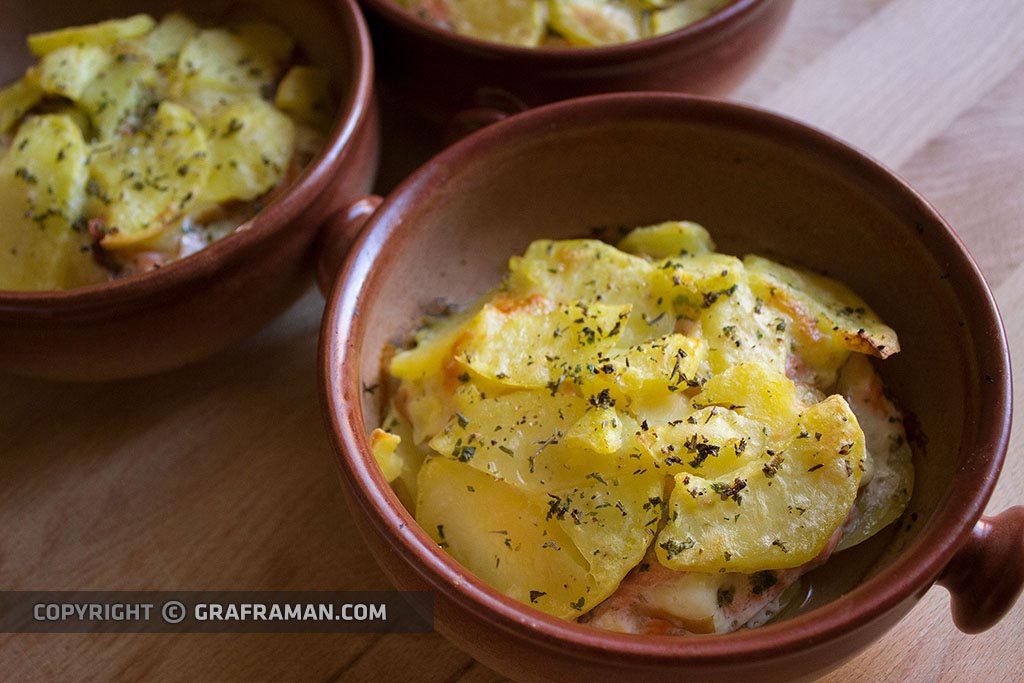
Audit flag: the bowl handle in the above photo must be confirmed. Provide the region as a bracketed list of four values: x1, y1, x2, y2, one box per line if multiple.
[937, 505, 1024, 633]
[444, 88, 529, 143]
[315, 195, 383, 296]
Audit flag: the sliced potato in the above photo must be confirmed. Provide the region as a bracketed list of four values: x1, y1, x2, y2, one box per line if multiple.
[417, 458, 593, 618]
[0, 75, 44, 134]
[449, 0, 548, 46]
[650, 0, 728, 36]
[745, 255, 900, 359]
[428, 390, 590, 489]
[546, 458, 662, 602]
[652, 252, 744, 319]
[509, 239, 673, 346]
[0, 115, 101, 290]
[617, 221, 715, 259]
[390, 308, 479, 382]
[835, 355, 914, 551]
[79, 54, 160, 140]
[378, 410, 430, 509]
[275, 66, 333, 130]
[453, 297, 630, 390]
[694, 362, 802, 441]
[38, 45, 112, 100]
[549, 0, 643, 46]
[27, 14, 156, 56]
[175, 87, 236, 118]
[657, 395, 865, 572]
[700, 279, 791, 376]
[579, 333, 707, 408]
[638, 405, 768, 480]
[177, 26, 290, 95]
[127, 13, 200, 69]
[564, 406, 624, 455]
[370, 428, 404, 482]
[47, 104, 95, 140]
[201, 96, 295, 203]
[422, 388, 661, 617]
[87, 101, 209, 247]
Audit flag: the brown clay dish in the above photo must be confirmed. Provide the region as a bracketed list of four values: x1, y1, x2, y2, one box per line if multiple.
[319, 94, 1022, 682]
[0, 0, 379, 381]
[359, 0, 793, 130]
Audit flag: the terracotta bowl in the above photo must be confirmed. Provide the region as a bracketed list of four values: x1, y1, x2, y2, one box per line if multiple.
[359, 0, 794, 131]
[0, 0, 379, 381]
[319, 94, 1023, 682]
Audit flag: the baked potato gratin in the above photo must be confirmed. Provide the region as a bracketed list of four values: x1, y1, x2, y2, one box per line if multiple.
[0, 13, 332, 290]
[372, 221, 915, 635]
[396, 0, 732, 48]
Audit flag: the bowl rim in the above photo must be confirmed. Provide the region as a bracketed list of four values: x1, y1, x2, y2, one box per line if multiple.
[321, 92, 1012, 662]
[0, 0, 375, 312]
[358, 0, 773, 63]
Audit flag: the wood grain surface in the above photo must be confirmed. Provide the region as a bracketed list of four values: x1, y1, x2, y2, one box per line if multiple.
[2, 0, 1022, 680]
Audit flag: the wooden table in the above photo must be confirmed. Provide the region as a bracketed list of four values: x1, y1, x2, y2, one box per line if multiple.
[2, 0, 1022, 680]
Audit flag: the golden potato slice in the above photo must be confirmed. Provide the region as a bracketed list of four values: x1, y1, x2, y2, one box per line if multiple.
[2, 115, 88, 226]
[454, 297, 630, 390]
[835, 355, 914, 551]
[175, 87, 236, 118]
[657, 395, 865, 572]
[651, 252, 744, 319]
[0, 75, 44, 134]
[745, 255, 900, 359]
[177, 25, 291, 96]
[509, 239, 674, 346]
[579, 333, 707, 408]
[447, 0, 548, 46]
[565, 406, 624, 455]
[275, 66, 333, 130]
[370, 428, 403, 482]
[378, 410, 430, 508]
[549, 0, 644, 46]
[390, 308, 478, 382]
[422, 391, 662, 617]
[694, 362, 802, 441]
[79, 55, 160, 140]
[428, 390, 590, 489]
[545, 458, 662, 600]
[617, 221, 715, 259]
[47, 104, 93, 139]
[417, 458, 593, 618]
[87, 101, 209, 248]
[127, 13, 200, 69]
[27, 14, 156, 56]
[650, 0, 729, 36]
[429, 389, 656, 488]
[638, 405, 768, 480]
[700, 280, 791, 376]
[200, 97, 295, 203]
[38, 45, 111, 100]
[0, 115, 102, 290]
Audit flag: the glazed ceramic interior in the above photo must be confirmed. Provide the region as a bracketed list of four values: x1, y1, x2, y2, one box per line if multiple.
[1, 0, 358, 295]
[330, 95, 1010, 651]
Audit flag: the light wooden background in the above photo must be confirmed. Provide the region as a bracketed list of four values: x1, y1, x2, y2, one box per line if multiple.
[2, 0, 1022, 680]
